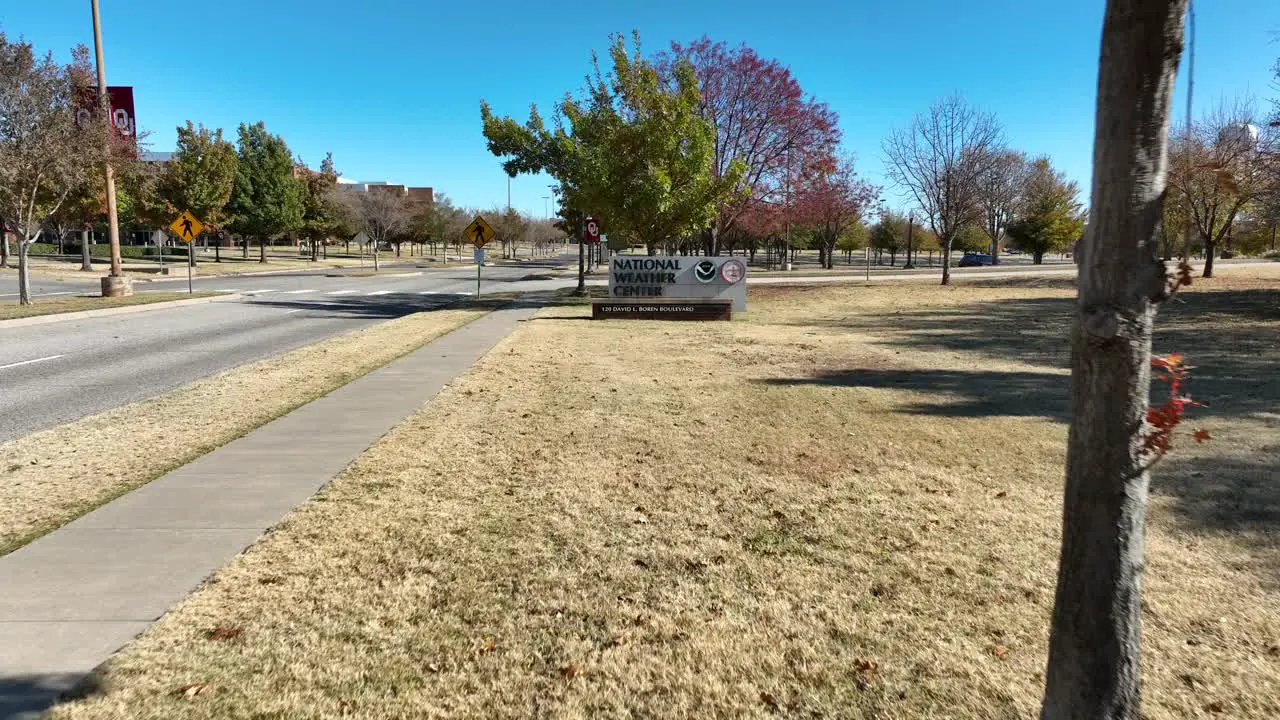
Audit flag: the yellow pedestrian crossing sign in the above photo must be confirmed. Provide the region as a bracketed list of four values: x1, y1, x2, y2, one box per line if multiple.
[464, 215, 496, 248]
[169, 210, 204, 244]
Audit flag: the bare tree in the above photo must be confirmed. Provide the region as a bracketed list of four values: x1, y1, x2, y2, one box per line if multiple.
[0, 35, 114, 305]
[1167, 98, 1278, 276]
[883, 95, 1003, 285]
[1040, 1, 1188, 718]
[342, 188, 407, 271]
[976, 149, 1032, 264]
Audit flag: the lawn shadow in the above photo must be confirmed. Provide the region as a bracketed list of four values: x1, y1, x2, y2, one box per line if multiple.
[0, 671, 103, 719]
[783, 288, 1280, 421]
[1153, 451, 1280, 588]
[760, 368, 1069, 421]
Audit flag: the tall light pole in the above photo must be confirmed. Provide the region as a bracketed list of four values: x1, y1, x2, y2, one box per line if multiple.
[903, 213, 916, 269]
[1180, 0, 1195, 262]
[91, 0, 131, 297]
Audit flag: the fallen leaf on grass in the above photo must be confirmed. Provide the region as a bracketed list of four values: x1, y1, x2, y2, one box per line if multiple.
[995, 491, 1007, 499]
[174, 683, 210, 699]
[338, 699, 355, 716]
[206, 625, 242, 641]
[1204, 700, 1226, 714]
[992, 645, 1009, 658]
[759, 691, 779, 708]
[560, 664, 584, 680]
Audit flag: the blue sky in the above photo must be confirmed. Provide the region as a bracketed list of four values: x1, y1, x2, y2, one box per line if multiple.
[4, 0, 1277, 216]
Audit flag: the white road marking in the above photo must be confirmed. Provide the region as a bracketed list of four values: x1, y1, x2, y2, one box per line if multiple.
[418, 291, 440, 295]
[285, 309, 304, 314]
[279, 289, 314, 294]
[0, 354, 66, 371]
[243, 288, 279, 295]
[0, 291, 79, 298]
[326, 289, 360, 295]
[367, 290, 395, 296]
[216, 288, 241, 293]
[385, 271, 423, 277]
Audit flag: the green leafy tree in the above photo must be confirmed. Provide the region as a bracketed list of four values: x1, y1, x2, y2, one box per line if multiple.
[869, 213, 905, 265]
[481, 32, 743, 255]
[835, 221, 867, 264]
[1005, 157, 1086, 264]
[227, 121, 304, 263]
[158, 122, 238, 233]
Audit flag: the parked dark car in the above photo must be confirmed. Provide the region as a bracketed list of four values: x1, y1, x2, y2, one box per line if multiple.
[958, 252, 994, 267]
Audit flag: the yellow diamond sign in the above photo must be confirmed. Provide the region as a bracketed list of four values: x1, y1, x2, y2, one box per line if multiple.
[169, 210, 204, 244]
[463, 215, 496, 248]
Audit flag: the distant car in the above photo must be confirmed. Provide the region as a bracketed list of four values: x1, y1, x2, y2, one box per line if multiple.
[1003, 248, 1021, 255]
[958, 252, 994, 267]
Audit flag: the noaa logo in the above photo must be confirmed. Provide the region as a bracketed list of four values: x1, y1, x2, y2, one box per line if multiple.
[694, 260, 717, 283]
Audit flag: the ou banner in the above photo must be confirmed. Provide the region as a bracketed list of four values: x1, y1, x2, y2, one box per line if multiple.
[76, 86, 137, 145]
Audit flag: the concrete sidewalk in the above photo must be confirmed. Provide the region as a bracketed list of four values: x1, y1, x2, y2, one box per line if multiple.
[0, 305, 538, 719]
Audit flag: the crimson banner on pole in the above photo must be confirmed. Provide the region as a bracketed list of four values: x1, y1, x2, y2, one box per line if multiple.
[75, 85, 137, 145]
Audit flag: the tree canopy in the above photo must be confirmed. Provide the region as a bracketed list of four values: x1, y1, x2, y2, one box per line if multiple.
[227, 121, 303, 245]
[481, 32, 744, 253]
[1005, 157, 1085, 264]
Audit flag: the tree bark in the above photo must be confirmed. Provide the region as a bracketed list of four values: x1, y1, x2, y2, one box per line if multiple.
[1034, 250, 1045, 265]
[17, 239, 33, 305]
[940, 235, 952, 285]
[1202, 238, 1215, 278]
[259, 236, 267, 263]
[1040, 2, 1186, 719]
[242, 236, 249, 259]
[0, 231, 9, 269]
[80, 230, 93, 271]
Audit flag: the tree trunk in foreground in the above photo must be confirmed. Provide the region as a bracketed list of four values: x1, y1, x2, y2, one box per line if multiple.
[80, 230, 93, 271]
[16, 239, 34, 305]
[1040, 1, 1186, 719]
[0, 232, 9, 268]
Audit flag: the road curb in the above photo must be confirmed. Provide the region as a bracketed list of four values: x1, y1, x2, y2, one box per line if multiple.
[0, 293, 244, 330]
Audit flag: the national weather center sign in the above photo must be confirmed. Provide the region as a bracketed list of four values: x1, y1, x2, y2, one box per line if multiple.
[598, 256, 747, 319]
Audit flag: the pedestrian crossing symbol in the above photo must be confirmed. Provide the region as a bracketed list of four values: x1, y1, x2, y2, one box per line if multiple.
[169, 210, 204, 244]
[463, 215, 495, 248]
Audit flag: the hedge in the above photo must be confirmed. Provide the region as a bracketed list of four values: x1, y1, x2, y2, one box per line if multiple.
[27, 242, 188, 258]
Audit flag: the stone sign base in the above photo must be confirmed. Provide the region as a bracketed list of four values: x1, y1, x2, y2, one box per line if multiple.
[592, 300, 731, 321]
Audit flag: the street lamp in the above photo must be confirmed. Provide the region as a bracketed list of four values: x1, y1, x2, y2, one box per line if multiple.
[90, 0, 131, 297]
[903, 213, 916, 269]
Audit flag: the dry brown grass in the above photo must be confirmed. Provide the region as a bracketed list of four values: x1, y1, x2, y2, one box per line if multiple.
[0, 307, 486, 556]
[48, 268, 1280, 719]
[0, 292, 220, 320]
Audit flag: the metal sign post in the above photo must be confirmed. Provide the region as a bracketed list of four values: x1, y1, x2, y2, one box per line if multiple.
[169, 210, 205, 295]
[463, 216, 496, 299]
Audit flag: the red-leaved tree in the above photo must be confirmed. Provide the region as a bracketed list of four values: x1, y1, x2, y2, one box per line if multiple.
[792, 154, 880, 268]
[659, 38, 841, 256]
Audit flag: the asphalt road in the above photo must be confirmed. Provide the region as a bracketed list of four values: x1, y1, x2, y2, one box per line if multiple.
[0, 259, 574, 443]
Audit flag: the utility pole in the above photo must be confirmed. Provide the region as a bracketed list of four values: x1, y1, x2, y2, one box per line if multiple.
[91, 0, 130, 297]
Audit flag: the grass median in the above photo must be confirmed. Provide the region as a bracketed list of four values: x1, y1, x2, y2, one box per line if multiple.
[0, 306, 488, 556]
[0, 292, 221, 321]
[48, 268, 1280, 719]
